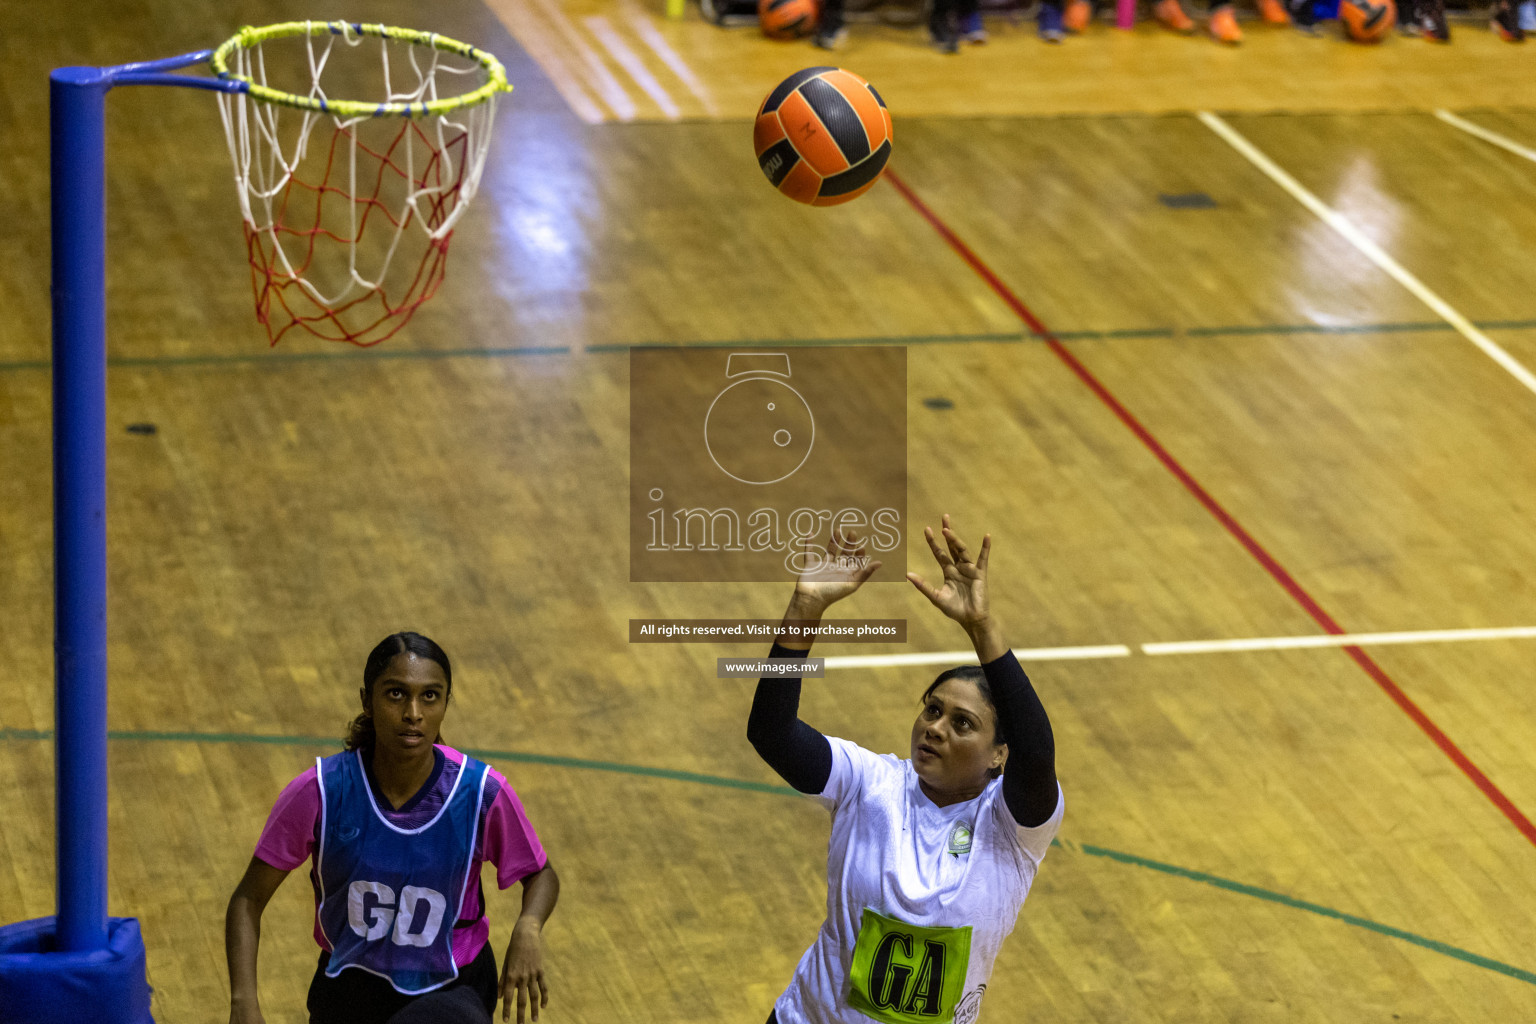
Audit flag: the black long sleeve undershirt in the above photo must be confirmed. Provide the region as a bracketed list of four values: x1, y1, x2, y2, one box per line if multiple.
[983, 650, 1059, 828]
[746, 644, 833, 795]
[746, 643, 1059, 827]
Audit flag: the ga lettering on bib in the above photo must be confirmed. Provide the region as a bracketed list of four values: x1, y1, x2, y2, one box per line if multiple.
[847, 909, 972, 1024]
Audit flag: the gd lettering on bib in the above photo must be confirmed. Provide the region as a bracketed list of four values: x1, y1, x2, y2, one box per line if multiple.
[847, 909, 972, 1024]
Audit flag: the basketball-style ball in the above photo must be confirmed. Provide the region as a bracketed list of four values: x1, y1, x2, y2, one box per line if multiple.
[759, 0, 819, 38]
[1339, 0, 1394, 41]
[753, 67, 893, 207]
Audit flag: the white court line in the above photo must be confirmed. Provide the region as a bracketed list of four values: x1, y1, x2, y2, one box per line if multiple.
[1198, 111, 1536, 399]
[820, 625, 1536, 669]
[1435, 109, 1536, 165]
[536, 50, 608, 127]
[482, 0, 607, 124]
[1144, 625, 1536, 656]
[621, 0, 720, 117]
[824, 646, 1132, 669]
[584, 16, 682, 120]
[526, 0, 639, 122]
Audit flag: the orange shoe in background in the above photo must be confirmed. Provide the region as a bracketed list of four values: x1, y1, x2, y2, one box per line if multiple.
[1153, 0, 1197, 31]
[1064, 0, 1094, 31]
[1256, 0, 1292, 22]
[1209, 3, 1244, 40]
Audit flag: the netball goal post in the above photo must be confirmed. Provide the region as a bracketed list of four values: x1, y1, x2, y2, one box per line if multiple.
[0, 23, 508, 1022]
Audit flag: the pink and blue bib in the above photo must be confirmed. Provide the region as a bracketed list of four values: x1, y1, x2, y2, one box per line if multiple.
[315, 749, 490, 994]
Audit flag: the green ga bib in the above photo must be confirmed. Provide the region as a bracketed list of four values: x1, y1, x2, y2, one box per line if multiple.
[847, 909, 972, 1024]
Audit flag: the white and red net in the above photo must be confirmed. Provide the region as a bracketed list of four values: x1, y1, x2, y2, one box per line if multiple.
[215, 24, 503, 346]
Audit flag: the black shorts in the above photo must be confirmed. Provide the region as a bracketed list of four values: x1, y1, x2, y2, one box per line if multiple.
[307, 941, 499, 1024]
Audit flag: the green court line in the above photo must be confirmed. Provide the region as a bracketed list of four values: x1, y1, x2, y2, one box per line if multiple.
[1077, 843, 1536, 986]
[586, 331, 1026, 352]
[0, 345, 573, 373]
[6, 319, 1536, 373]
[113, 344, 574, 367]
[3, 725, 1533, 987]
[0, 727, 800, 797]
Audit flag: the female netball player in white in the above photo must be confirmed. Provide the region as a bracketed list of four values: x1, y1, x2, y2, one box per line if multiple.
[225, 632, 559, 1024]
[748, 518, 1063, 1024]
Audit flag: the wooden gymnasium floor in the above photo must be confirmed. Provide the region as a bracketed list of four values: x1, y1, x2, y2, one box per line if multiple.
[3, 0, 1536, 1021]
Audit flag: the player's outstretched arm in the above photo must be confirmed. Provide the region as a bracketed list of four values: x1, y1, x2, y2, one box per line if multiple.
[501, 862, 560, 1024]
[225, 856, 291, 1024]
[908, 517, 1059, 827]
[748, 531, 880, 792]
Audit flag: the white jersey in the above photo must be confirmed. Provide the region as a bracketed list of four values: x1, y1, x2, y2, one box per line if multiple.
[775, 737, 1064, 1024]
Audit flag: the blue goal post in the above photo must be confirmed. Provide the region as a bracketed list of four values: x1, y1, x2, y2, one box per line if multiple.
[0, 51, 243, 1024]
[1, 25, 509, 1022]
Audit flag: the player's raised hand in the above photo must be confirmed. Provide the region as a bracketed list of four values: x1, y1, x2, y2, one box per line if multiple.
[791, 529, 882, 612]
[906, 515, 991, 630]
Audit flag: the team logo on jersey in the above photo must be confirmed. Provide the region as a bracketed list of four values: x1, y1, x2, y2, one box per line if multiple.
[946, 821, 973, 857]
[953, 984, 985, 1024]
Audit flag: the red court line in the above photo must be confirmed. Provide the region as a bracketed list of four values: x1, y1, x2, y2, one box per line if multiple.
[882, 168, 1536, 850]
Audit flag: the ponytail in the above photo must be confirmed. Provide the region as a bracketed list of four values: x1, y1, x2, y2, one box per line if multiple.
[344, 711, 376, 752]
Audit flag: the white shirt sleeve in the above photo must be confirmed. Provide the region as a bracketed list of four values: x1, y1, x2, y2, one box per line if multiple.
[815, 736, 901, 811]
[991, 781, 1064, 864]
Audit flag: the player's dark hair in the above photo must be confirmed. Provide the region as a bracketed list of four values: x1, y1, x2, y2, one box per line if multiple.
[922, 665, 1004, 777]
[346, 632, 453, 752]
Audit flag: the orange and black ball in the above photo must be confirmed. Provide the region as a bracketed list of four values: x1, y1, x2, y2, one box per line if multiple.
[753, 67, 893, 207]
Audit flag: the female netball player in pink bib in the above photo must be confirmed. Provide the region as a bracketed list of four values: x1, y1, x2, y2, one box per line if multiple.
[748, 518, 1063, 1024]
[226, 633, 559, 1024]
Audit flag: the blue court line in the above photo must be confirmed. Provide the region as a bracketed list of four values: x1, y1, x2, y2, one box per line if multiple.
[4, 319, 1536, 372]
[2, 724, 1532, 987]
